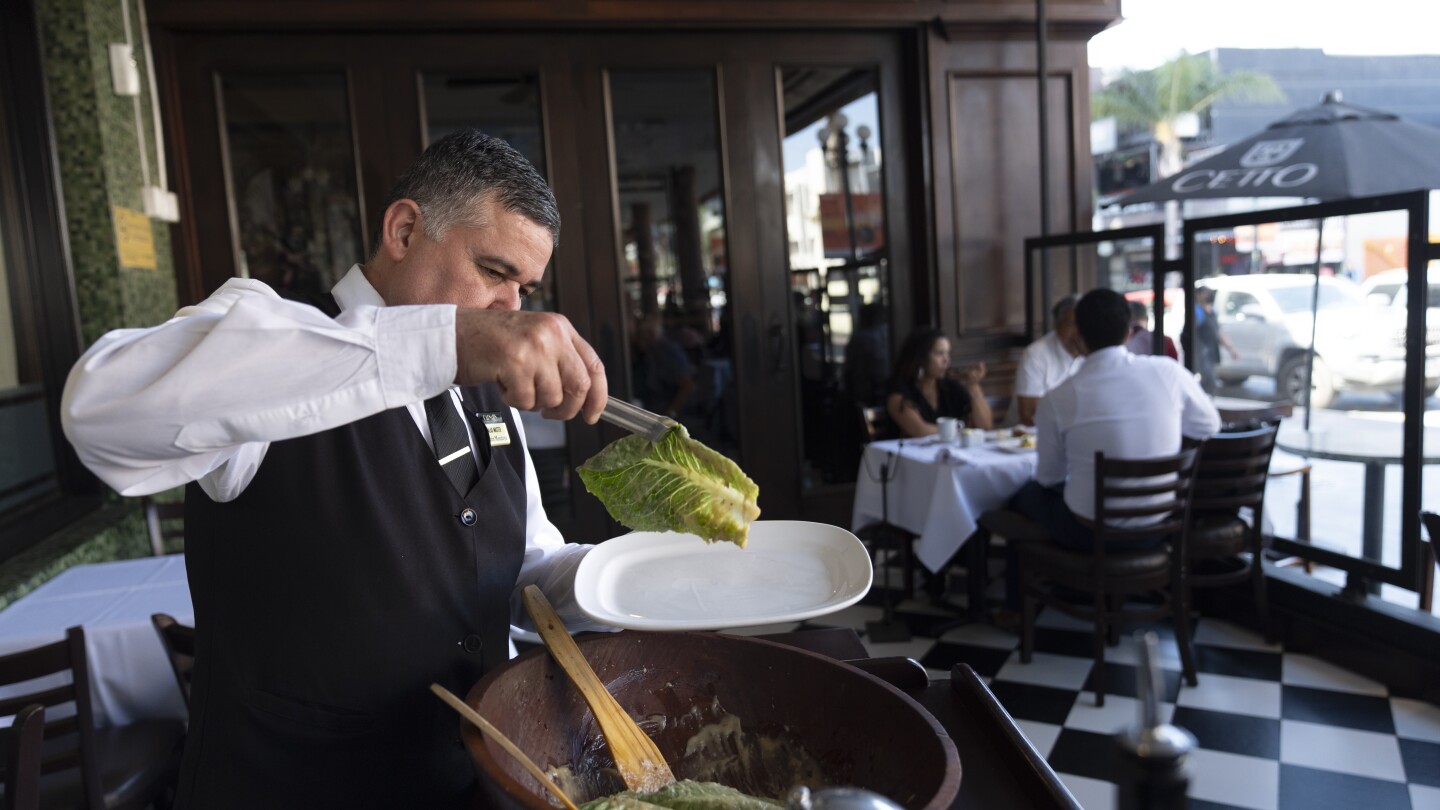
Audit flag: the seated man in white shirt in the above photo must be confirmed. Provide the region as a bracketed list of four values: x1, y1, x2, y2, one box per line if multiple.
[1008, 287, 1221, 552]
[1010, 294, 1083, 426]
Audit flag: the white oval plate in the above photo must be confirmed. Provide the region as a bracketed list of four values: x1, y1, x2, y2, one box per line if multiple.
[573, 520, 873, 631]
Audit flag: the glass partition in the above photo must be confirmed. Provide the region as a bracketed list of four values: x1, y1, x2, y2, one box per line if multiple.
[779, 67, 889, 489]
[1029, 195, 1436, 608]
[1024, 226, 1165, 341]
[1179, 191, 1436, 603]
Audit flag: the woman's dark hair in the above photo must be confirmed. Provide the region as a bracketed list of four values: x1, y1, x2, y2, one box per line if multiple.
[1075, 288, 1133, 351]
[372, 129, 559, 255]
[889, 327, 946, 388]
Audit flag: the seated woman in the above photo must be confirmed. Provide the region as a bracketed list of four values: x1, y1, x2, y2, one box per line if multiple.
[885, 327, 994, 437]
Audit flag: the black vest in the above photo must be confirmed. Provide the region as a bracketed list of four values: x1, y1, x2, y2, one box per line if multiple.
[176, 294, 526, 809]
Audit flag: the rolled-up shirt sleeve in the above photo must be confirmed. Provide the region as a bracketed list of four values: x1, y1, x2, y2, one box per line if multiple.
[61, 277, 457, 500]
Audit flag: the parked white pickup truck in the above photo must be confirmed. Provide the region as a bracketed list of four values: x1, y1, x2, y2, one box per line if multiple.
[1199, 274, 1440, 408]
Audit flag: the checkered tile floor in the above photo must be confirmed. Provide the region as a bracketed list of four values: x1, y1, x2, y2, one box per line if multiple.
[717, 570, 1440, 810]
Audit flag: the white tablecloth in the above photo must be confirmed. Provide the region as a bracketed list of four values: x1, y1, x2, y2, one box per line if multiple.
[0, 555, 192, 728]
[851, 439, 1038, 573]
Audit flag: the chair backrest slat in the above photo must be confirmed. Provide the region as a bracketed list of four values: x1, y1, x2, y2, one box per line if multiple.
[0, 638, 71, 684]
[142, 497, 186, 557]
[0, 627, 103, 809]
[1191, 424, 1279, 515]
[1092, 447, 1201, 558]
[0, 684, 75, 718]
[152, 613, 196, 709]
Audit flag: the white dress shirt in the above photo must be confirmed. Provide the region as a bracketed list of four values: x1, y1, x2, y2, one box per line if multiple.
[1033, 345, 1221, 525]
[62, 265, 600, 632]
[1014, 330, 1083, 399]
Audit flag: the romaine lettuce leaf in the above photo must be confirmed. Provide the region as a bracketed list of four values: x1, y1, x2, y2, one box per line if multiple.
[577, 425, 761, 547]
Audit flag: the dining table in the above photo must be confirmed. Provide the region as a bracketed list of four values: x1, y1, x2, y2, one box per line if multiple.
[851, 437, 1039, 574]
[1274, 407, 1440, 593]
[0, 554, 192, 727]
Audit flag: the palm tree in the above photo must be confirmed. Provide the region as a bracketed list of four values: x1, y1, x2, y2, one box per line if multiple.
[1094, 51, 1285, 180]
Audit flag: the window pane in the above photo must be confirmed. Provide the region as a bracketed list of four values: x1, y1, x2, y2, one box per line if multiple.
[781, 67, 888, 489]
[423, 74, 545, 177]
[0, 201, 59, 514]
[609, 71, 737, 459]
[219, 73, 364, 295]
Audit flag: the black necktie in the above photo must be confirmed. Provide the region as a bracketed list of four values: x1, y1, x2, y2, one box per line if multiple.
[424, 392, 480, 496]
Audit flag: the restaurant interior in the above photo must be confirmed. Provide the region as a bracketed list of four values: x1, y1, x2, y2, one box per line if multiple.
[2, 0, 1439, 808]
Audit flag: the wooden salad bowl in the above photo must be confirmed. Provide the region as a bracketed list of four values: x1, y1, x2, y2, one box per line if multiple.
[463, 631, 961, 809]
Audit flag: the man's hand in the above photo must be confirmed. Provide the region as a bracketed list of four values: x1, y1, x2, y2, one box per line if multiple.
[454, 309, 607, 423]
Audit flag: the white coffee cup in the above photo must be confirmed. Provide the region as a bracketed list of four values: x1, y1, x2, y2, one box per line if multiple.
[937, 417, 960, 442]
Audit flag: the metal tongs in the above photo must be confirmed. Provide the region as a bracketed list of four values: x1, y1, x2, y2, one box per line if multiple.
[599, 398, 678, 443]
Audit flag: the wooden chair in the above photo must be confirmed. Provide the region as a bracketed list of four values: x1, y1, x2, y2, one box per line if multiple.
[1215, 400, 1314, 570]
[3, 704, 45, 810]
[1019, 447, 1202, 706]
[1188, 424, 1281, 641]
[0, 626, 184, 810]
[150, 615, 195, 711]
[1417, 512, 1440, 613]
[140, 497, 185, 557]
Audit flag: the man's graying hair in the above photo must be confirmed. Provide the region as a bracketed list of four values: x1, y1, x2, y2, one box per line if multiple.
[374, 130, 560, 253]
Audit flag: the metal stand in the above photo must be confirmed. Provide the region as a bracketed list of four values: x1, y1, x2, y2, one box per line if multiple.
[865, 450, 912, 644]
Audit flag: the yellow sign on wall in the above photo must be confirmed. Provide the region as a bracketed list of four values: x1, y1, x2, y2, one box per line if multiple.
[113, 206, 156, 270]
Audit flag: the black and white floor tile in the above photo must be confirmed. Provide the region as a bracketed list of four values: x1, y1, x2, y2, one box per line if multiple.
[716, 570, 1440, 810]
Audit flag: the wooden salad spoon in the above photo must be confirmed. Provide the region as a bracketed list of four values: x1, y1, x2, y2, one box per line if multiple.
[522, 584, 677, 793]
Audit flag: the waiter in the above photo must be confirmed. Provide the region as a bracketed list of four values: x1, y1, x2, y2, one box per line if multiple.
[62, 131, 608, 808]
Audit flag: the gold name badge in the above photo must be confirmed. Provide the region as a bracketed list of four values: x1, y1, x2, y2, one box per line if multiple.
[480, 412, 511, 447]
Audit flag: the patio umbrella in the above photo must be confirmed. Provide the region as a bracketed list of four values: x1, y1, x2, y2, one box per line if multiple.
[1118, 92, 1440, 425]
[1118, 92, 1440, 206]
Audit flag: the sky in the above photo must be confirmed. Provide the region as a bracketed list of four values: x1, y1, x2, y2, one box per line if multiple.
[1088, 0, 1440, 71]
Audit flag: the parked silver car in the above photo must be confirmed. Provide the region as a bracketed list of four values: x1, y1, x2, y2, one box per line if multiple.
[1200, 274, 1440, 408]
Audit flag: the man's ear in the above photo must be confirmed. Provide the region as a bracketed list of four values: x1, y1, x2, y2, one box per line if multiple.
[380, 199, 423, 263]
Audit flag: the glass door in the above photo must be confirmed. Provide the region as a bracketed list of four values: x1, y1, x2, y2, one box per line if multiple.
[569, 32, 914, 525]
[170, 30, 915, 537]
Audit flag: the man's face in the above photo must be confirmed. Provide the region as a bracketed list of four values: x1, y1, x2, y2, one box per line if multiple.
[376, 196, 553, 311]
[1055, 314, 1082, 356]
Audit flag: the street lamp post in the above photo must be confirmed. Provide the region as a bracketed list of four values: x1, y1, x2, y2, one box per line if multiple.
[819, 114, 870, 353]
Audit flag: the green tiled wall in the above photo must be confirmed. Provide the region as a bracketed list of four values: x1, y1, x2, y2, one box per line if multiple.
[0, 0, 183, 604]
[0, 504, 149, 611]
[38, 0, 177, 344]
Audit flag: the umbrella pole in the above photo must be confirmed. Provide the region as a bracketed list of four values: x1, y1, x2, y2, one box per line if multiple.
[1303, 217, 1325, 431]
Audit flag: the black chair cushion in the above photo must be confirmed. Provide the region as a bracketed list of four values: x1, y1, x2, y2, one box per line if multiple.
[39, 719, 184, 810]
[1187, 514, 1249, 558]
[977, 509, 1052, 543]
[1020, 541, 1172, 579]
